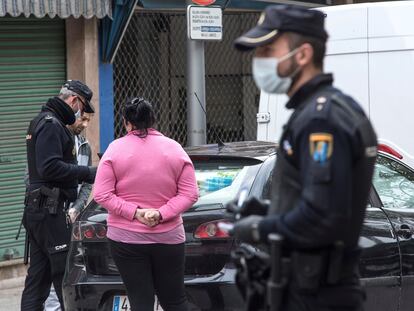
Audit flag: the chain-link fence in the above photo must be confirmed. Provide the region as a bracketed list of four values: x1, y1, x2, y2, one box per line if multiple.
[113, 10, 260, 146]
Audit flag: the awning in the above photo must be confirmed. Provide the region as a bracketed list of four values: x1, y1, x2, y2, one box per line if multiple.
[100, 0, 137, 63]
[0, 0, 112, 19]
[137, 0, 327, 9]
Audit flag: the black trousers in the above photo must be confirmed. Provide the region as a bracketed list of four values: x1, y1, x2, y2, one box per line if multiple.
[109, 239, 188, 311]
[21, 204, 71, 311]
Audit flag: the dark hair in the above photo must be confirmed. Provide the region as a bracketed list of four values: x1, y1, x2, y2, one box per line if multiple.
[285, 32, 326, 69]
[122, 97, 156, 138]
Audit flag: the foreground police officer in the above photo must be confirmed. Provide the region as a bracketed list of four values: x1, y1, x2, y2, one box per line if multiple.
[21, 80, 97, 311]
[231, 5, 378, 311]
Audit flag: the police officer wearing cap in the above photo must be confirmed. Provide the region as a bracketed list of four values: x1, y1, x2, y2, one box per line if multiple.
[21, 80, 97, 310]
[230, 5, 378, 311]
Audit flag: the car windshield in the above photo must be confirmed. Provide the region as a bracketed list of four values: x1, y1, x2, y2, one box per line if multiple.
[191, 157, 262, 211]
[373, 154, 414, 209]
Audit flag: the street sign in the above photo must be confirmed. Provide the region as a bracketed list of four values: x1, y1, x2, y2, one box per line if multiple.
[192, 0, 216, 5]
[187, 5, 222, 41]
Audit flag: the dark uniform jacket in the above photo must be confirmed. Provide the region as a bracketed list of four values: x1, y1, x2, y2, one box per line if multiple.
[26, 97, 92, 201]
[259, 74, 378, 253]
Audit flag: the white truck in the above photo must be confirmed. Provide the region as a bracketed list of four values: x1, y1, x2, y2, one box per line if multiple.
[256, 1, 414, 168]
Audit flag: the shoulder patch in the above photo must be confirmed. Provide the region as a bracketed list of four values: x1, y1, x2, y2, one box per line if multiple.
[45, 115, 53, 122]
[309, 133, 333, 163]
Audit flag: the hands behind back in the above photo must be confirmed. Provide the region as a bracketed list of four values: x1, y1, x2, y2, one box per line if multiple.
[134, 208, 161, 227]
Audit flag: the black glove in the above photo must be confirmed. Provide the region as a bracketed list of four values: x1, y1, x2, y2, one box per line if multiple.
[226, 196, 269, 218]
[233, 215, 263, 244]
[84, 166, 97, 184]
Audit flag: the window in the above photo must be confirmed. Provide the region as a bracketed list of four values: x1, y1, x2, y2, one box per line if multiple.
[373, 155, 414, 209]
[191, 157, 262, 211]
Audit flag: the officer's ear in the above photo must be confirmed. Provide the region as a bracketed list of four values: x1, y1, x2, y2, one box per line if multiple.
[295, 43, 314, 67]
[68, 95, 79, 109]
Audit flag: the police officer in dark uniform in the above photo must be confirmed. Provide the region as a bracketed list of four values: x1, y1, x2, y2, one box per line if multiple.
[230, 5, 378, 311]
[21, 80, 97, 311]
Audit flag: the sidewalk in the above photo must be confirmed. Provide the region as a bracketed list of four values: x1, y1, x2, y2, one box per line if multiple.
[0, 276, 24, 311]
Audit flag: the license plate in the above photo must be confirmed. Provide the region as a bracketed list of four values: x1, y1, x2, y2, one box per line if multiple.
[113, 295, 161, 311]
[113, 296, 130, 311]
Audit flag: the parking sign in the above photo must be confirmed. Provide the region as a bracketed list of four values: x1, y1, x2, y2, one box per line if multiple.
[187, 5, 223, 41]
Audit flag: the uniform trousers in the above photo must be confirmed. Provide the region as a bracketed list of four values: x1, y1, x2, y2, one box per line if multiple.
[21, 204, 70, 311]
[282, 278, 365, 311]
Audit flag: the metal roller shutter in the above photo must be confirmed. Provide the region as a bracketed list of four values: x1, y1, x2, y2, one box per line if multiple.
[0, 17, 66, 262]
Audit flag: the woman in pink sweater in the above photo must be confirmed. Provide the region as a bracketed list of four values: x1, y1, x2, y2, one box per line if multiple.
[94, 97, 198, 311]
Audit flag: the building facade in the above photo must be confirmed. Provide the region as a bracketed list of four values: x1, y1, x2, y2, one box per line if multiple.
[0, 0, 110, 267]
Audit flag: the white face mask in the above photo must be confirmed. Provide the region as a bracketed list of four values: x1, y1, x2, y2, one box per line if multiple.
[74, 99, 82, 119]
[252, 49, 299, 94]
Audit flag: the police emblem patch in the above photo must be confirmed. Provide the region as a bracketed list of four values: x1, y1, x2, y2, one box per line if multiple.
[309, 133, 333, 163]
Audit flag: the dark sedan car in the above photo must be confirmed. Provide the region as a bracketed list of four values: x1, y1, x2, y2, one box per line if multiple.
[62, 141, 414, 311]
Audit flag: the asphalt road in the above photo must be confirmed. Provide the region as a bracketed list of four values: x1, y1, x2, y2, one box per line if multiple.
[0, 277, 164, 311]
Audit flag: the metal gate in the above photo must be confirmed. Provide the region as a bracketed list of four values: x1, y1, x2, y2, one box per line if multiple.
[113, 11, 260, 145]
[0, 17, 66, 261]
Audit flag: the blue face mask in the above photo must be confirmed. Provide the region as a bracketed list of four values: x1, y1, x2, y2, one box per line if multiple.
[252, 48, 299, 94]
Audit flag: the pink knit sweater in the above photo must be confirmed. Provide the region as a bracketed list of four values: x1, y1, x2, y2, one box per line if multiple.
[93, 129, 199, 233]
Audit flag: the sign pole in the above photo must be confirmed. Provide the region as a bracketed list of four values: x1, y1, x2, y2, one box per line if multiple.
[186, 1, 207, 146]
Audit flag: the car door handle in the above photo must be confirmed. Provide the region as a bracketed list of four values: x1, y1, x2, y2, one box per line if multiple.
[396, 224, 413, 239]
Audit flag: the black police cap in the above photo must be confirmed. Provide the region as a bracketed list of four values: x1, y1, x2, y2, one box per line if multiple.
[62, 80, 94, 113]
[234, 4, 328, 51]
